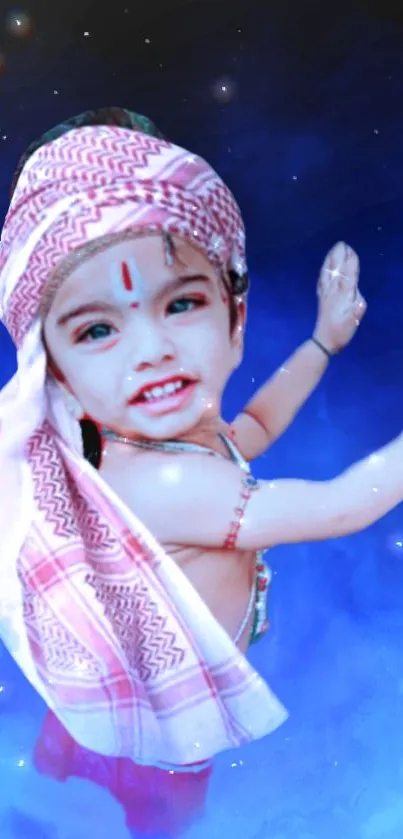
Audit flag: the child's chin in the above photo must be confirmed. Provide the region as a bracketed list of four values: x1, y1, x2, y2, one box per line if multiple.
[136, 412, 202, 442]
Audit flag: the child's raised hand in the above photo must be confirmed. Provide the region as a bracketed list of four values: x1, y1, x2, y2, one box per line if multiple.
[314, 241, 367, 353]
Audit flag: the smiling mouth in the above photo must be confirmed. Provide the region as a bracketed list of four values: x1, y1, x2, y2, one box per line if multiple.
[130, 376, 195, 404]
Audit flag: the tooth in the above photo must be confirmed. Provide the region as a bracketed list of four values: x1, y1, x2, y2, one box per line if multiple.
[139, 380, 187, 401]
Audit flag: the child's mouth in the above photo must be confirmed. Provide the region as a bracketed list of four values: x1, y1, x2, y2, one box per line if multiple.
[129, 377, 196, 417]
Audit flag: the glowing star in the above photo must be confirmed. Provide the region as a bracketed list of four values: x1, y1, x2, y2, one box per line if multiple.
[5, 11, 33, 38]
[110, 258, 143, 308]
[325, 266, 349, 282]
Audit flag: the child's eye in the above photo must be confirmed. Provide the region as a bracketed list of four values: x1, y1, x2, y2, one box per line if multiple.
[76, 323, 116, 343]
[167, 296, 206, 315]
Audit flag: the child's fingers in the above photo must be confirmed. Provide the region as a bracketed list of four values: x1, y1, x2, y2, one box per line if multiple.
[318, 242, 359, 298]
[336, 246, 359, 304]
[343, 245, 360, 289]
[318, 242, 344, 295]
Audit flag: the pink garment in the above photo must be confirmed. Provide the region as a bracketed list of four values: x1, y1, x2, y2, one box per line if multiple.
[35, 710, 212, 836]
[0, 125, 287, 768]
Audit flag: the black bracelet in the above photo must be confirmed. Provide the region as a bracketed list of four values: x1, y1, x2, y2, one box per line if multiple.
[311, 336, 333, 360]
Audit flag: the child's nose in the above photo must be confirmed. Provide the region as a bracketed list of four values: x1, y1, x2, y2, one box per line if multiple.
[131, 322, 175, 370]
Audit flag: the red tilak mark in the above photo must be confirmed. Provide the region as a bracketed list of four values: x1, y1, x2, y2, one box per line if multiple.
[130, 301, 139, 309]
[221, 293, 228, 305]
[121, 261, 133, 291]
[229, 426, 236, 441]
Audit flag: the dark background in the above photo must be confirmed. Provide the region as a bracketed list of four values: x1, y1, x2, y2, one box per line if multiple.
[2, 0, 403, 248]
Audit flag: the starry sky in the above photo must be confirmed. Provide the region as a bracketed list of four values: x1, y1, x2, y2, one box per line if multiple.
[1, 0, 403, 252]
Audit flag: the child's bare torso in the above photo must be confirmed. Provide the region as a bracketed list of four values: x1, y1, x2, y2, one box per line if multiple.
[164, 542, 257, 653]
[100, 430, 265, 654]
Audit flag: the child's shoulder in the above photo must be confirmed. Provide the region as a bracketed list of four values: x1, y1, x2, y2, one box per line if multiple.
[115, 446, 240, 508]
[128, 448, 227, 485]
[108, 449, 242, 546]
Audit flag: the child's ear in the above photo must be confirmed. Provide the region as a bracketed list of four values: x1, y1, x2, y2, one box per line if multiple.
[231, 297, 246, 366]
[55, 383, 83, 420]
[46, 358, 83, 418]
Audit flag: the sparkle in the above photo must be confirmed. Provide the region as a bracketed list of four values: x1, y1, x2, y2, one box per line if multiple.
[325, 266, 350, 281]
[5, 11, 33, 37]
[211, 233, 223, 252]
[388, 533, 403, 557]
[212, 77, 237, 103]
[368, 453, 385, 467]
[75, 658, 89, 672]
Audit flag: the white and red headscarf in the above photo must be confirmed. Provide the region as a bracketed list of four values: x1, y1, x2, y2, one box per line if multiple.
[0, 117, 287, 768]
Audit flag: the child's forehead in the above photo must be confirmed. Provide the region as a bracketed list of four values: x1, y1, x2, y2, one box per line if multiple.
[54, 235, 217, 306]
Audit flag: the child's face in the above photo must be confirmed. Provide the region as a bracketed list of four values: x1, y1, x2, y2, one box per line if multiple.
[44, 234, 244, 440]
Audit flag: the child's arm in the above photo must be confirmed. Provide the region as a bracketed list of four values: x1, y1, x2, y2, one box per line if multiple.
[229, 242, 366, 461]
[126, 432, 403, 550]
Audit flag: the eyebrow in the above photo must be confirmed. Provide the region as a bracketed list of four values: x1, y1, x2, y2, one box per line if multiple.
[56, 273, 211, 326]
[56, 301, 116, 326]
[155, 273, 210, 299]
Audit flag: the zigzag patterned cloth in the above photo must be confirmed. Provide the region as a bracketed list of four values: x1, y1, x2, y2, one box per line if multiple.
[0, 122, 287, 768]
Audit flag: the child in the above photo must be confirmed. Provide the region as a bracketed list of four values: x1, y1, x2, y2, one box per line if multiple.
[0, 107, 400, 833]
[44, 232, 367, 655]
